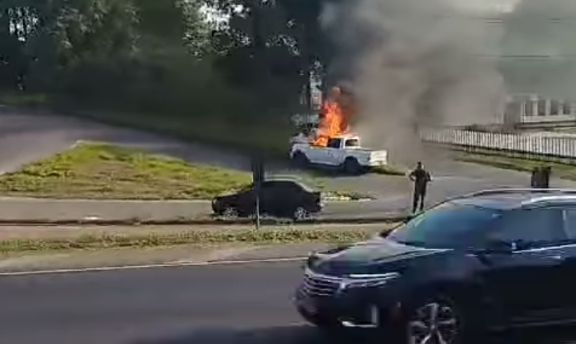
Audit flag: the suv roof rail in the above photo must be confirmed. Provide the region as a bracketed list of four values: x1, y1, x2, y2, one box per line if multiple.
[452, 188, 576, 200]
[521, 195, 576, 206]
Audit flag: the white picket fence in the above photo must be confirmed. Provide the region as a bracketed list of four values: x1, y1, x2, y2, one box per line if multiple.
[420, 128, 576, 159]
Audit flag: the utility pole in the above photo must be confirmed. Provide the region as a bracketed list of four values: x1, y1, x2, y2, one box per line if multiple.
[251, 154, 265, 230]
[255, 182, 261, 230]
[251, 0, 264, 53]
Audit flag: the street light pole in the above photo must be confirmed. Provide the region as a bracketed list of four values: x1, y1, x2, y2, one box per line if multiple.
[255, 181, 261, 230]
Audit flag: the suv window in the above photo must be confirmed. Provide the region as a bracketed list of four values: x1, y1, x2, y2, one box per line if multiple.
[387, 202, 502, 249]
[487, 208, 565, 249]
[562, 208, 576, 240]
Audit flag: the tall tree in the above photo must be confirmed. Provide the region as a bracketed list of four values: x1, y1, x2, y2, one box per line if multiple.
[0, 0, 141, 90]
[179, 0, 212, 57]
[51, 0, 139, 66]
[0, 0, 41, 89]
[135, 0, 211, 57]
[209, 0, 329, 110]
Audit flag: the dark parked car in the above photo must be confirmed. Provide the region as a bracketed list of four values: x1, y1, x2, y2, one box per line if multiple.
[295, 189, 576, 344]
[212, 180, 322, 220]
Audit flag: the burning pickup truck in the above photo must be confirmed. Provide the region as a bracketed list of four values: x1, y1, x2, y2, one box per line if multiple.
[290, 134, 388, 174]
[289, 86, 387, 174]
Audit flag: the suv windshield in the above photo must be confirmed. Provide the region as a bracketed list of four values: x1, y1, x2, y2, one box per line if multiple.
[387, 202, 503, 249]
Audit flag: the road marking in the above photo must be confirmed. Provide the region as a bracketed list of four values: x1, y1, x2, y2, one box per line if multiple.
[0, 256, 308, 277]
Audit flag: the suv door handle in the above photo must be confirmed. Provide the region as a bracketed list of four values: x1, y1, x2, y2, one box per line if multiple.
[541, 254, 565, 261]
[549, 255, 576, 265]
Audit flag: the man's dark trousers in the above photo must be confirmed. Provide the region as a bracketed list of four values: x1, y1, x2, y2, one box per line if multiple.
[413, 186, 427, 213]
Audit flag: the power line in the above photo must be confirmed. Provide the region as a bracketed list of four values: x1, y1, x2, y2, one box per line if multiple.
[408, 15, 576, 23]
[479, 54, 576, 60]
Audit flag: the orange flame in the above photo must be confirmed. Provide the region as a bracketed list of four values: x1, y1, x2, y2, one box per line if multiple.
[314, 101, 349, 146]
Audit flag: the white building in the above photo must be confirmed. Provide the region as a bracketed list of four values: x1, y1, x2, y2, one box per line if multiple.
[504, 94, 576, 125]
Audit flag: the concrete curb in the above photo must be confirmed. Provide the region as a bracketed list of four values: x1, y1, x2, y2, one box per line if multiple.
[0, 215, 406, 227]
[0, 257, 309, 276]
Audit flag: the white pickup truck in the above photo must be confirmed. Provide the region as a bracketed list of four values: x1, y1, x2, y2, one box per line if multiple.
[290, 135, 388, 174]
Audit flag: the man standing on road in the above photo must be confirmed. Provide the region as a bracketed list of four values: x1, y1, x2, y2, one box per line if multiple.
[409, 162, 432, 213]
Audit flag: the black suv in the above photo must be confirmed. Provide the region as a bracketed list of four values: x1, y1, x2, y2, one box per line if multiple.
[212, 180, 322, 220]
[295, 189, 576, 343]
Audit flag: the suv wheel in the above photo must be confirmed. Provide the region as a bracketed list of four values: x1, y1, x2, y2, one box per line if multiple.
[403, 296, 463, 344]
[293, 207, 310, 221]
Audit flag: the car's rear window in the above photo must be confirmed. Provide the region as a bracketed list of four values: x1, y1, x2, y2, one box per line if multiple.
[388, 202, 503, 249]
[265, 180, 315, 193]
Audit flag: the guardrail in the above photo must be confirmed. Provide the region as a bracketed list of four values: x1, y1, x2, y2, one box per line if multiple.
[420, 128, 576, 159]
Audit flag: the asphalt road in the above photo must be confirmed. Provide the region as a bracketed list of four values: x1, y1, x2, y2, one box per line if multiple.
[1, 262, 576, 344]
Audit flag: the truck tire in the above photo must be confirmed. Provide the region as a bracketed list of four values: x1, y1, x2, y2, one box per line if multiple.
[292, 151, 309, 168]
[343, 158, 361, 175]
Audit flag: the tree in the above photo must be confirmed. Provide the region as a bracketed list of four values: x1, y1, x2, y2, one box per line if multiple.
[51, 0, 139, 66]
[178, 0, 212, 57]
[0, 0, 141, 90]
[0, 0, 41, 89]
[209, 0, 331, 112]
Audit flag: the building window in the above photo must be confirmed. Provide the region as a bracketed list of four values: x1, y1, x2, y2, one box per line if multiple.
[525, 100, 535, 116]
[538, 99, 547, 116]
[550, 100, 559, 116]
[563, 102, 572, 115]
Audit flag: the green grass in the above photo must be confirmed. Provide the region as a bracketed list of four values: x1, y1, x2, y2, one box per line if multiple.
[0, 142, 365, 200]
[0, 92, 50, 108]
[65, 108, 293, 160]
[0, 143, 251, 200]
[372, 165, 408, 176]
[457, 152, 576, 181]
[0, 228, 387, 254]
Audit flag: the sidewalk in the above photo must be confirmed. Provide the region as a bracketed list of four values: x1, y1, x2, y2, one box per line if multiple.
[0, 198, 211, 223]
[0, 171, 570, 224]
[0, 197, 406, 224]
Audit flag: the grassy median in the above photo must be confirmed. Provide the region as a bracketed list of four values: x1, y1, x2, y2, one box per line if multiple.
[372, 165, 408, 176]
[457, 152, 576, 181]
[0, 227, 394, 254]
[0, 143, 251, 200]
[0, 143, 369, 200]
